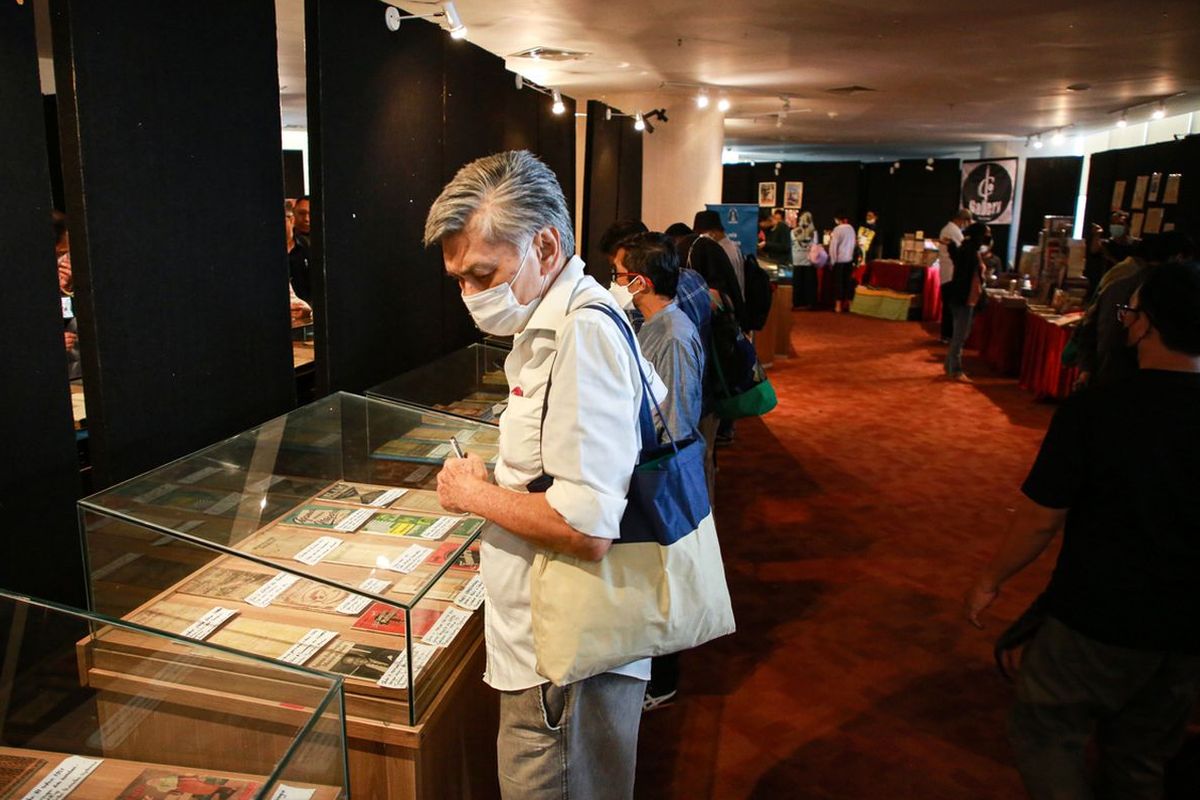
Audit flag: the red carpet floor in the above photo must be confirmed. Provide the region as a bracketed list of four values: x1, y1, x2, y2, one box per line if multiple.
[634, 311, 1061, 799]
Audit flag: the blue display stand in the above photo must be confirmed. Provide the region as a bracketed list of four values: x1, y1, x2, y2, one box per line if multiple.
[706, 203, 760, 256]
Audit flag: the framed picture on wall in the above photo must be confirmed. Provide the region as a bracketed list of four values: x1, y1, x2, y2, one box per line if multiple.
[1148, 172, 1163, 203]
[1111, 180, 1127, 211]
[1144, 207, 1164, 235]
[1132, 175, 1149, 210]
[758, 182, 777, 207]
[1130, 211, 1145, 238]
[783, 181, 803, 209]
[1163, 174, 1181, 204]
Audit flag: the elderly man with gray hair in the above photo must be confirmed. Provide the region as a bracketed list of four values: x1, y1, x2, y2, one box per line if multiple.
[429, 150, 665, 800]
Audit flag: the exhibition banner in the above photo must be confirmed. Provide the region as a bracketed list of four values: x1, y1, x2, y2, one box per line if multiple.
[961, 159, 1017, 225]
[706, 203, 760, 256]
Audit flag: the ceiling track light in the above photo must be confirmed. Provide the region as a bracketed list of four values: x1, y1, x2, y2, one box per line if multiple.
[1051, 129, 1066, 145]
[1151, 102, 1166, 120]
[1116, 111, 1128, 128]
[551, 90, 565, 115]
[382, 2, 466, 38]
[1032, 134, 1044, 149]
[696, 88, 710, 109]
[633, 112, 645, 132]
[717, 97, 731, 113]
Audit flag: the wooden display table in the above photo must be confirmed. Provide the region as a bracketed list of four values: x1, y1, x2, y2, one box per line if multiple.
[80, 625, 498, 800]
[0, 745, 340, 799]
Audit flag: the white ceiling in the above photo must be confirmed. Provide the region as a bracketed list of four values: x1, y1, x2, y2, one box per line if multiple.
[41, 0, 1200, 159]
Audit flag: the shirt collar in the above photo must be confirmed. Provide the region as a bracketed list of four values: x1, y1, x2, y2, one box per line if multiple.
[520, 255, 587, 335]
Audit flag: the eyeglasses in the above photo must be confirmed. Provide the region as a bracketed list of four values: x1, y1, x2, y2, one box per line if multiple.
[610, 268, 638, 285]
[1115, 304, 1142, 323]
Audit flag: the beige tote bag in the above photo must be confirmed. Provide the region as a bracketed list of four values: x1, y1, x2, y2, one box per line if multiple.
[530, 512, 736, 686]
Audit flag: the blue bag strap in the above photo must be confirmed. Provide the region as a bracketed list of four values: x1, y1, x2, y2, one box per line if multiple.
[579, 303, 678, 454]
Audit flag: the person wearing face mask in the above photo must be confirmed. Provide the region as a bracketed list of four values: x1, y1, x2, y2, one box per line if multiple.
[1072, 230, 1196, 390]
[612, 233, 706, 714]
[426, 150, 667, 800]
[965, 260, 1200, 800]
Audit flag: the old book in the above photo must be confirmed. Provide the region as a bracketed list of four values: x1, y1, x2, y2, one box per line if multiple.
[0, 754, 46, 800]
[351, 603, 440, 637]
[116, 768, 259, 799]
[308, 640, 399, 682]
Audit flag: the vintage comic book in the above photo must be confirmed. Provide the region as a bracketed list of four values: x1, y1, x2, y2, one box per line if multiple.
[360, 513, 480, 541]
[307, 640, 399, 682]
[392, 568, 476, 601]
[426, 541, 481, 571]
[351, 603, 440, 637]
[116, 768, 259, 799]
[0, 753, 46, 800]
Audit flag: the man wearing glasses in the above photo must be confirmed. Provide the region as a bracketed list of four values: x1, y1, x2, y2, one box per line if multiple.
[965, 260, 1200, 798]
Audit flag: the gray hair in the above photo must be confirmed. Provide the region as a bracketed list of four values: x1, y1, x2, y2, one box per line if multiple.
[424, 150, 575, 259]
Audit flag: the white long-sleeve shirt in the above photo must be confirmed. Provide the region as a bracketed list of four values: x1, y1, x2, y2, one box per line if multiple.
[482, 256, 665, 691]
[937, 221, 964, 285]
[829, 223, 856, 264]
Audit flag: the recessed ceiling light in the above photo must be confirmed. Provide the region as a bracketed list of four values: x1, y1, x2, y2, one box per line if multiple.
[1066, 83, 1091, 92]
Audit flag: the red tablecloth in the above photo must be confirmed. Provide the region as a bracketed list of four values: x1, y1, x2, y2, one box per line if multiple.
[967, 299, 1026, 376]
[1019, 311, 1081, 400]
[856, 260, 941, 322]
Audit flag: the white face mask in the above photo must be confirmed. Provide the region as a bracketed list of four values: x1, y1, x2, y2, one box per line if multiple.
[608, 276, 643, 311]
[460, 242, 543, 336]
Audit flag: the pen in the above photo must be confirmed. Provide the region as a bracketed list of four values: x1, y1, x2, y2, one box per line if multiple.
[449, 436, 466, 459]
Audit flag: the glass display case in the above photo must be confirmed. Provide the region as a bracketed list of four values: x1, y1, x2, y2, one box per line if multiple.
[0, 589, 346, 799]
[367, 343, 510, 425]
[79, 392, 497, 727]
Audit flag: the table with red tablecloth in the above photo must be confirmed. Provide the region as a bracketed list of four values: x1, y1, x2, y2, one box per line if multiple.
[1018, 309, 1083, 400]
[855, 260, 941, 321]
[966, 293, 1028, 377]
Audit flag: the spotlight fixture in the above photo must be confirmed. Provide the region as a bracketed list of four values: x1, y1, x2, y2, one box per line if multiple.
[634, 112, 645, 132]
[775, 115, 783, 129]
[551, 90, 565, 115]
[925, 157, 935, 172]
[696, 89, 710, 109]
[383, 1, 467, 39]
[1051, 129, 1066, 145]
[1116, 111, 1128, 128]
[1151, 102, 1166, 120]
[717, 97, 731, 113]
[1032, 134, 1044, 149]
[442, 1, 467, 38]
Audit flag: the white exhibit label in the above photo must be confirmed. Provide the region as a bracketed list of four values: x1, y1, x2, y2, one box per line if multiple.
[205, 492, 242, 516]
[294, 536, 343, 566]
[334, 507, 374, 533]
[134, 483, 177, 504]
[19, 756, 103, 800]
[178, 465, 222, 484]
[244, 572, 301, 608]
[422, 607, 473, 648]
[268, 786, 317, 800]
[278, 629, 339, 666]
[388, 544, 434, 574]
[335, 578, 392, 616]
[368, 488, 408, 508]
[420, 516, 458, 540]
[376, 642, 437, 689]
[180, 607, 238, 641]
[453, 576, 486, 611]
[248, 474, 286, 493]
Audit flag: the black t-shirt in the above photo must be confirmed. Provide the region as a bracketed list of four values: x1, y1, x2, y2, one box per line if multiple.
[289, 242, 312, 302]
[1022, 370, 1200, 652]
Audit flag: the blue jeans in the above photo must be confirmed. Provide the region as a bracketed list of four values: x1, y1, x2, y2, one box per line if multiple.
[945, 302, 974, 375]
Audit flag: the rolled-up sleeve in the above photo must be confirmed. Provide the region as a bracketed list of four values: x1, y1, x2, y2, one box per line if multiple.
[542, 313, 648, 540]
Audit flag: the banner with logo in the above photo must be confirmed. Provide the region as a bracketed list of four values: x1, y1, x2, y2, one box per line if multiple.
[706, 203, 760, 256]
[961, 159, 1017, 225]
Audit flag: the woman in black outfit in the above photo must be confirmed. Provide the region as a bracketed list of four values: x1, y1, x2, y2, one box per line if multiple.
[944, 222, 990, 381]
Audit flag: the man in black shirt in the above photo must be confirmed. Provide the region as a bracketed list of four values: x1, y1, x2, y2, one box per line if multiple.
[965, 260, 1200, 799]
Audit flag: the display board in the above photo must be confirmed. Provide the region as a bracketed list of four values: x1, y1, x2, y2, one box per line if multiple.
[705, 204, 761, 256]
[51, 0, 296, 488]
[582, 100, 644, 282]
[723, 161, 863, 244]
[0, 1, 86, 605]
[1084, 137, 1198, 240]
[307, 0, 577, 394]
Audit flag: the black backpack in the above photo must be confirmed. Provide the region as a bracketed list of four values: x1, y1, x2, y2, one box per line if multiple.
[741, 253, 772, 332]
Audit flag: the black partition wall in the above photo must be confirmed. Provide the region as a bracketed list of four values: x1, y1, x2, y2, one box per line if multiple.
[307, 0, 577, 393]
[1018, 156, 1084, 248]
[723, 161, 864, 236]
[1084, 137, 1200, 239]
[582, 100, 643, 281]
[861, 159, 962, 259]
[0, 3, 84, 605]
[51, 0, 296, 487]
